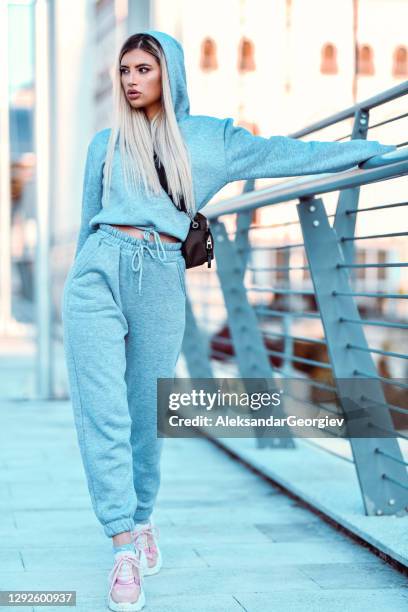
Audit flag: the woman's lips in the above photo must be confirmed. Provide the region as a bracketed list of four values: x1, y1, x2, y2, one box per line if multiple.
[128, 92, 142, 98]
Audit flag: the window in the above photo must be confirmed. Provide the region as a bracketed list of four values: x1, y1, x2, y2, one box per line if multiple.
[276, 250, 289, 282]
[200, 37, 218, 71]
[303, 253, 310, 281]
[357, 44, 374, 75]
[377, 250, 387, 280]
[251, 208, 260, 226]
[356, 250, 366, 279]
[392, 46, 408, 77]
[321, 43, 338, 74]
[238, 37, 255, 72]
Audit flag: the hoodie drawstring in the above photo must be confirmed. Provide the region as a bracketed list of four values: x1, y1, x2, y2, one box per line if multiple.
[131, 228, 167, 295]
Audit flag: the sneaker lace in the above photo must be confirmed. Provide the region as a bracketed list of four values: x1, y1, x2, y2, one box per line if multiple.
[133, 524, 160, 561]
[108, 552, 142, 598]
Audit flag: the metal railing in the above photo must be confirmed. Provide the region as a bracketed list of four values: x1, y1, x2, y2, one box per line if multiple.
[180, 81, 408, 517]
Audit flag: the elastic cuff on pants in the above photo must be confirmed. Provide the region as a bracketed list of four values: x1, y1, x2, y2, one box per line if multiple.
[103, 518, 135, 538]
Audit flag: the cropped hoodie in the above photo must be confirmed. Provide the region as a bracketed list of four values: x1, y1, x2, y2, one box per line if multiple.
[74, 29, 396, 259]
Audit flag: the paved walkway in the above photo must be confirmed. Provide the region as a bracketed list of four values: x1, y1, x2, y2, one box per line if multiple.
[0, 399, 407, 611]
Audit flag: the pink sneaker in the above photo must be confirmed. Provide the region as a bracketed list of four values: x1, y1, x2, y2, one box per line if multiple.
[132, 522, 162, 576]
[107, 550, 146, 611]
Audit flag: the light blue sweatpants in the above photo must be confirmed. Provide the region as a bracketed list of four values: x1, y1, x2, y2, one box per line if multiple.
[61, 223, 186, 537]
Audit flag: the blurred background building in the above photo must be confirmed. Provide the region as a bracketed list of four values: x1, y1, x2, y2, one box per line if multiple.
[1, 0, 407, 399]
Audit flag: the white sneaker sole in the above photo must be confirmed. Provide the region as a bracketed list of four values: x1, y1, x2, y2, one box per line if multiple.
[107, 587, 146, 612]
[140, 547, 162, 576]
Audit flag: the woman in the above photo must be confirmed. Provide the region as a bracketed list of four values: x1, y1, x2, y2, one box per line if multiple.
[62, 29, 396, 611]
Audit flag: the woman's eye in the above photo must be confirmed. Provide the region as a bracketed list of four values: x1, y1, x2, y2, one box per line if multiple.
[120, 67, 149, 74]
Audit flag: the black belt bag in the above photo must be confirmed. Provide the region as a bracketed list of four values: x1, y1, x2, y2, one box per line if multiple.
[153, 152, 214, 269]
[182, 211, 214, 269]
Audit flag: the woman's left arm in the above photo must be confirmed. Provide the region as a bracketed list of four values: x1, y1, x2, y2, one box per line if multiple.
[222, 117, 397, 183]
[74, 139, 103, 259]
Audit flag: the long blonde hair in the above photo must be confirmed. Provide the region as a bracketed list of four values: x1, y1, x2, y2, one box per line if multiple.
[102, 33, 196, 220]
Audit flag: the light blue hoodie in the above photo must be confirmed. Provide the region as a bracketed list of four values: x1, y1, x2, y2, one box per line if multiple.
[75, 29, 396, 258]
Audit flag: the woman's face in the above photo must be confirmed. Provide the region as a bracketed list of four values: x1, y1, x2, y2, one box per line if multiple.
[120, 48, 162, 120]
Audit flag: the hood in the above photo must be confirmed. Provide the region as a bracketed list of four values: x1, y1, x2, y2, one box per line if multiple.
[141, 29, 190, 121]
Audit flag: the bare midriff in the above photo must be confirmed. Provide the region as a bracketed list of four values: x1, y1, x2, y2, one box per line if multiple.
[110, 224, 181, 243]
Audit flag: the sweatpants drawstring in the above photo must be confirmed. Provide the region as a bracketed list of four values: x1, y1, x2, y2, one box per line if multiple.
[131, 228, 167, 295]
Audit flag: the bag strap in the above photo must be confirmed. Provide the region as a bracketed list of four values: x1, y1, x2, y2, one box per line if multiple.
[153, 151, 188, 214]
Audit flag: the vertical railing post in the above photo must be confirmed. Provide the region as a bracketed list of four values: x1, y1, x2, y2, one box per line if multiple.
[211, 218, 294, 449]
[181, 297, 215, 379]
[333, 108, 369, 274]
[298, 195, 408, 516]
[0, 1, 12, 334]
[34, 0, 52, 398]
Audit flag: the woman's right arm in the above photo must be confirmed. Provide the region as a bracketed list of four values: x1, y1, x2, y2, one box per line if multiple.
[222, 117, 397, 183]
[74, 140, 103, 259]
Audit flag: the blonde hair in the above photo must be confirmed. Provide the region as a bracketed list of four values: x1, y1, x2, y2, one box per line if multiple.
[102, 33, 196, 220]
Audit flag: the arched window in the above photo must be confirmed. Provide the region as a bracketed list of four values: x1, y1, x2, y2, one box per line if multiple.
[392, 46, 408, 77]
[200, 37, 218, 71]
[238, 37, 255, 72]
[357, 44, 374, 75]
[320, 43, 338, 74]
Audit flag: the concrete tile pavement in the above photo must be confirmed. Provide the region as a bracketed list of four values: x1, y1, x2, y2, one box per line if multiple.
[0, 399, 407, 612]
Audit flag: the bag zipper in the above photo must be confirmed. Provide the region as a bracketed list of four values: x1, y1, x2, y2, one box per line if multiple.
[206, 227, 213, 268]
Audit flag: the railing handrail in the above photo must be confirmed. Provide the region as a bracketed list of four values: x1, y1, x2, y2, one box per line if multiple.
[288, 80, 408, 138]
[202, 148, 408, 220]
